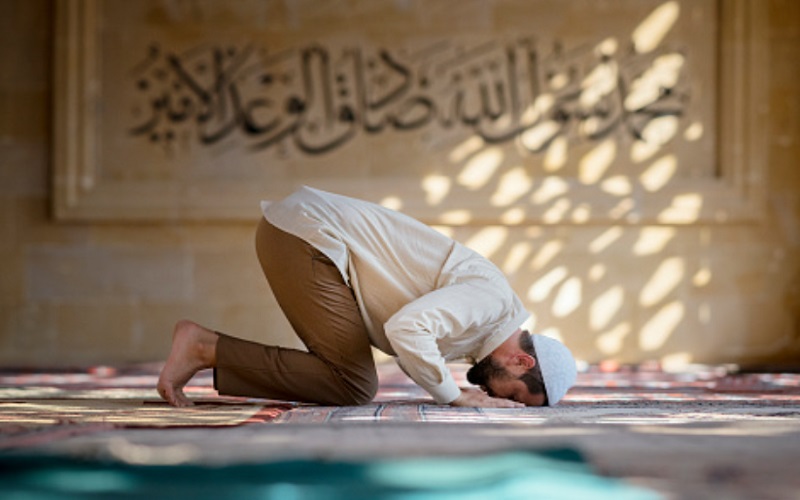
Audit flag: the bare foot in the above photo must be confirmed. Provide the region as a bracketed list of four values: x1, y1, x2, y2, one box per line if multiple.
[157, 320, 218, 407]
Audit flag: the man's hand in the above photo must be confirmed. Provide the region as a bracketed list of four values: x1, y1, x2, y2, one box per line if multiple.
[450, 388, 524, 408]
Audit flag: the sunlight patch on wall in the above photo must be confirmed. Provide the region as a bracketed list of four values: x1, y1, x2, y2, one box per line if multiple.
[630, 139, 661, 163]
[639, 301, 684, 351]
[579, 139, 616, 184]
[379, 196, 403, 211]
[589, 226, 623, 254]
[640, 115, 679, 146]
[633, 227, 675, 256]
[448, 136, 484, 163]
[600, 176, 632, 196]
[640, 155, 677, 191]
[531, 176, 569, 204]
[465, 227, 508, 259]
[684, 122, 704, 141]
[493, 114, 514, 131]
[626, 54, 685, 111]
[639, 257, 685, 307]
[571, 203, 592, 223]
[530, 240, 564, 270]
[608, 197, 635, 220]
[590, 285, 624, 331]
[693, 262, 712, 287]
[595, 37, 618, 57]
[527, 266, 568, 302]
[595, 322, 631, 355]
[543, 198, 572, 223]
[520, 94, 555, 123]
[657, 193, 703, 223]
[632, 1, 680, 54]
[589, 263, 607, 282]
[457, 147, 503, 189]
[521, 315, 537, 334]
[500, 207, 525, 225]
[422, 175, 451, 206]
[543, 136, 568, 172]
[553, 276, 582, 317]
[490, 167, 533, 207]
[549, 73, 569, 91]
[539, 327, 564, 343]
[439, 209, 472, 225]
[502, 242, 532, 274]
[519, 121, 560, 152]
[580, 59, 617, 109]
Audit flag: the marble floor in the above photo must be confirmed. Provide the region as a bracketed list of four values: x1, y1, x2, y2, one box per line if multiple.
[1, 362, 799, 499]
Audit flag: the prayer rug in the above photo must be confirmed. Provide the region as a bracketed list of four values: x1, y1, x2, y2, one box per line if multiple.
[1, 399, 272, 428]
[0, 449, 660, 500]
[2, 362, 799, 447]
[0, 367, 290, 450]
[273, 362, 800, 424]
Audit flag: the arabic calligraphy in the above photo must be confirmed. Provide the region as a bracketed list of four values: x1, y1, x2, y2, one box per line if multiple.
[128, 37, 689, 156]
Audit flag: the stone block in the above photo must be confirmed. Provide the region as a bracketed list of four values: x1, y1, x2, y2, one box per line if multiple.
[88, 226, 185, 249]
[55, 302, 136, 359]
[177, 225, 257, 251]
[132, 300, 301, 362]
[0, 0, 49, 91]
[0, 304, 58, 362]
[26, 246, 192, 302]
[130, 301, 227, 362]
[0, 250, 23, 306]
[0, 91, 48, 141]
[14, 197, 92, 246]
[0, 198, 17, 253]
[218, 302, 299, 349]
[191, 249, 271, 305]
[0, 141, 48, 196]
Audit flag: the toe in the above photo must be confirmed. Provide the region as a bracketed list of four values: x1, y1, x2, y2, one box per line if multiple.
[170, 388, 194, 408]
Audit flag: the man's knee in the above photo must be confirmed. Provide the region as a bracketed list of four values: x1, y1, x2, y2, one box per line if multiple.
[353, 378, 379, 405]
[337, 373, 378, 406]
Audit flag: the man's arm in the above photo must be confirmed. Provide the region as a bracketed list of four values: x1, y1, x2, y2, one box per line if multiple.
[384, 281, 518, 407]
[395, 357, 522, 408]
[452, 388, 524, 408]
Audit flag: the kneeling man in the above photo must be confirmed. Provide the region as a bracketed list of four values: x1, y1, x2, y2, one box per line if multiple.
[158, 186, 576, 408]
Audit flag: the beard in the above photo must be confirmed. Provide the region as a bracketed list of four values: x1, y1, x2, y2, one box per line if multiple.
[466, 356, 507, 386]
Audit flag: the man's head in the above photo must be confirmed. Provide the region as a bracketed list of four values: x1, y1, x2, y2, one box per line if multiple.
[467, 330, 577, 406]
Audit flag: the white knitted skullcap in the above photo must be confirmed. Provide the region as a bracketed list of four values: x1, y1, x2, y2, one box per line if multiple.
[531, 334, 577, 406]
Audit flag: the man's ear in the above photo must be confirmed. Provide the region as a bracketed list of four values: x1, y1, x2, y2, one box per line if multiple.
[514, 353, 536, 370]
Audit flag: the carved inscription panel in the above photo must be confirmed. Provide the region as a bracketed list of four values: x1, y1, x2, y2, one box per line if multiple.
[55, 0, 723, 222]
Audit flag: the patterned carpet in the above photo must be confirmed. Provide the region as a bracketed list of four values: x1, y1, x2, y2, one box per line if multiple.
[2, 362, 798, 499]
[0, 367, 288, 449]
[276, 363, 800, 424]
[1, 362, 799, 449]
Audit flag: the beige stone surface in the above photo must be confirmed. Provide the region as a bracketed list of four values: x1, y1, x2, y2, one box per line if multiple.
[0, 0, 799, 367]
[54, 0, 720, 223]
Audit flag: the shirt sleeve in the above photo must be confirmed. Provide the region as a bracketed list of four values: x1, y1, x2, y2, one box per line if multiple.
[383, 280, 508, 404]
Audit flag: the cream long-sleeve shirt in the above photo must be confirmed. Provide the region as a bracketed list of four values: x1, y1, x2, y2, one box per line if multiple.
[261, 186, 530, 404]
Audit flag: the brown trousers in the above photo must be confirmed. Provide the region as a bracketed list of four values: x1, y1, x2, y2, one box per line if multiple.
[214, 218, 378, 405]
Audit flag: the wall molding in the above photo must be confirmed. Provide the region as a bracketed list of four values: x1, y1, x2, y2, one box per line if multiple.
[52, 0, 768, 225]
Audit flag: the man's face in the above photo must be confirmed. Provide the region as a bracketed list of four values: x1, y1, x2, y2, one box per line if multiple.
[485, 376, 547, 407]
[466, 356, 547, 407]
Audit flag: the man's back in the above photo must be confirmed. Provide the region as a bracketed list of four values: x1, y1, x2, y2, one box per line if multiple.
[262, 186, 460, 351]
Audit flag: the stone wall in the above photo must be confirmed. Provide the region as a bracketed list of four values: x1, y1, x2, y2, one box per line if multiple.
[1, 0, 798, 367]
